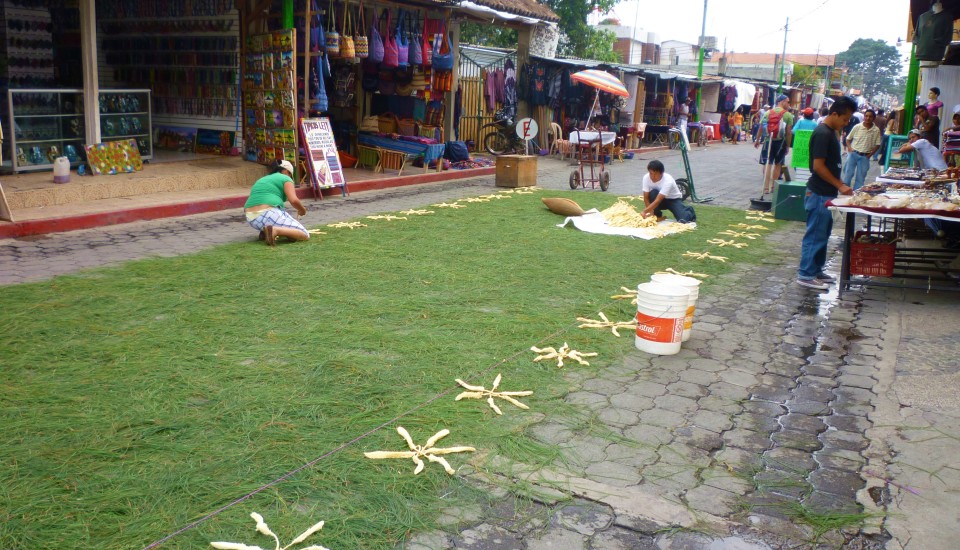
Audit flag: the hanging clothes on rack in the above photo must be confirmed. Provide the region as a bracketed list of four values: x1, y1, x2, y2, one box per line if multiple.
[503, 59, 517, 114]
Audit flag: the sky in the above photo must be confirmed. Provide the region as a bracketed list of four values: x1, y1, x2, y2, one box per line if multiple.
[601, 0, 914, 62]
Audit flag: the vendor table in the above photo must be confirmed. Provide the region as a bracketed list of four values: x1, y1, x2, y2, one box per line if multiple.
[644, 125, 670, 147]
[568, 130, 617, 146]
[829, 200, 960, 295]
[357, 133, 445, 174]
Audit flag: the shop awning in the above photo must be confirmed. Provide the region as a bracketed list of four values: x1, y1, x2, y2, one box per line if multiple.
[457, 0, 558, 24]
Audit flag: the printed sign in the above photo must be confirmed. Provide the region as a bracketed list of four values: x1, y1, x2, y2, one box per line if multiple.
[300, 117, 347, 194]
[516, 117, 539, 140]
[884, 134, 913, 171]
[790, 129, 813, 169]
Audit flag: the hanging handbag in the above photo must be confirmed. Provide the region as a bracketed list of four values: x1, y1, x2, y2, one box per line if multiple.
[354, 2, 368, 59]
[408, 13, 422, 66]
[310, 0, 323, 52]
[432, 22, 454, 71]
[396, 9, 409, 68]
[421, 20, 432, 68]
[339, 3, 355, 59]
[368, 4, 384, 63]
[380, 8, 398, 69]
[325, 0, 340, 56]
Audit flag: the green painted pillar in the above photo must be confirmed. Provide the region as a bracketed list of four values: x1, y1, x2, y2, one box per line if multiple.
[282, 0, 294, 29]
[695, 47, 704, 123]
[903, 43, 919, 132]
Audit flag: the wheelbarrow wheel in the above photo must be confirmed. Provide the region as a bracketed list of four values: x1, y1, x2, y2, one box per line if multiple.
[569, 169, 581, 189]
[599, 170, 610, 191]
[676, 177, 692, 201]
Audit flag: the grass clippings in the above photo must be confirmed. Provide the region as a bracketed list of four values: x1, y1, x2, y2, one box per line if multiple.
[0, 189, 781, 548]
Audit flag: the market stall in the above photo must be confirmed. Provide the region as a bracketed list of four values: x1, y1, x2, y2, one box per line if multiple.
[829, 167, 960, 295]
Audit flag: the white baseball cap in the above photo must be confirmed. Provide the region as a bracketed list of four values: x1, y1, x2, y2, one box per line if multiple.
[278, 159, 294, 173]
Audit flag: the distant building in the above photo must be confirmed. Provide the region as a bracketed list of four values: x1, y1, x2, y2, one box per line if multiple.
[595, 24, 660, 64]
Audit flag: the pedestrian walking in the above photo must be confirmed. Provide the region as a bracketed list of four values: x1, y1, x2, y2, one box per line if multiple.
[842, 109, 882, 190]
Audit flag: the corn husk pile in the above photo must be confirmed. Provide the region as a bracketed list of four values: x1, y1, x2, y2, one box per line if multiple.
[600, 200, 659, 228]
[600, 200, 696, 238]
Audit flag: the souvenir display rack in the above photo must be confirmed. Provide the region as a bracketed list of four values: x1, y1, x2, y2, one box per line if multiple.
[98, 89, 153, 160]
[97, 0, 240, 120]
[7, 88, 84, 173]
[242, 29, 298, 167]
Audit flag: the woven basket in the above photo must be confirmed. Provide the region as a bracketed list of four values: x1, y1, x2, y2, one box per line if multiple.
[398, 118, 417, 136]
[378, 113, 398, 133]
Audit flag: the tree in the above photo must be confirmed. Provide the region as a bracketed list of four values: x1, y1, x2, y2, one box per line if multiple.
[543, 0, 621, 62]
[460, 0, 621, 62]
[790, 64, 821, 88]
[459, 23, 517, 49]
[834, 39, 902, 100]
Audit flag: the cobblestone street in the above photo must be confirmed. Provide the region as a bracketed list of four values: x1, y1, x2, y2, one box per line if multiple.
[3, 143, 959, 548]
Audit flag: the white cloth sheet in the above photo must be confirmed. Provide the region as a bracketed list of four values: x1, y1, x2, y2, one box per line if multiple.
[559, 209, 697, 240]
[569, 131, 617, 146]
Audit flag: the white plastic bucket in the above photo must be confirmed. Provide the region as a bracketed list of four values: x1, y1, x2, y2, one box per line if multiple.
[635, 282, 690, 355]
[650, 273, 701, 342]
[53, 156, 70, 184]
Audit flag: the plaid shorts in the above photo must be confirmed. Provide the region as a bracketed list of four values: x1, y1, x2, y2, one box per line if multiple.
[246, 208, 308, 237]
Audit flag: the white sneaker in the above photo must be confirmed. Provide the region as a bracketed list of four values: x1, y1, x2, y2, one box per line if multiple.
[797, 278, 829, 290]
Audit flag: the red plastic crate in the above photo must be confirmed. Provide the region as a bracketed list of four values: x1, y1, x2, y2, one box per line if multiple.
[850, 231, 896, 277]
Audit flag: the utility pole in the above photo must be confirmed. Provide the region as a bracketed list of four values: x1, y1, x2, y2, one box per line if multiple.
[695, 0, 707, 122]
[777, 17, 788, 93]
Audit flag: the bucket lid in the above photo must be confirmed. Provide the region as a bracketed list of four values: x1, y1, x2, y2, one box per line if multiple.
[637, 282, 690, 299]
[650, 273, 701, 288]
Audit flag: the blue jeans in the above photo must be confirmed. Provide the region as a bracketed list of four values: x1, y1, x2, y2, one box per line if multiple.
[649, 188, 696, 223]
[841, 151, 871, 190]
[798, 191, 834, 280]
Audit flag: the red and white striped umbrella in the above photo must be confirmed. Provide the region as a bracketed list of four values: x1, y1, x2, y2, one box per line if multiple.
[570, 69, 629, 97]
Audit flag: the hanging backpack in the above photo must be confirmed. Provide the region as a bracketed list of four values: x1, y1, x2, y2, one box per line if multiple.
[766, 107, 787, 140]
[324, 0, 340, 56]
[396, 9, 409, 68]
[354, 2, 368, 59]
[432, 22, 454, 71]
[408, 13, 422, 66]
[380, 9, 399, 69]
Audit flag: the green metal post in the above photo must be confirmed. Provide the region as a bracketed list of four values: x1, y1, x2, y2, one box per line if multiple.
[903, 43, 919, 132]
[282, 0, 294, 29]
[694, 0, 707, 122]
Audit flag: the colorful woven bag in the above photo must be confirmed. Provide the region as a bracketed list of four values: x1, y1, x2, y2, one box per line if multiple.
[408, 14, 422, 66]
[368, 6, 384, 62]
[339, 3, 355, 59]
[396, 9, 409, 68]
[324, 0, 340, 56]
[432, 22, 454, 71]
[354, 2, 368, 59]
[381, 9, 399, 69]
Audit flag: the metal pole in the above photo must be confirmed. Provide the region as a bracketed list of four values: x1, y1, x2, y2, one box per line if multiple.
[903, 43, 920, 132]
[282, 0, 293, 29]
[777, 17, 788, 93]
[695, 0, 707, 122]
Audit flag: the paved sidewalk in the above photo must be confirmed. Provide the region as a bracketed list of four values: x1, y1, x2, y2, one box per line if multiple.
[3, 144, 958, 548]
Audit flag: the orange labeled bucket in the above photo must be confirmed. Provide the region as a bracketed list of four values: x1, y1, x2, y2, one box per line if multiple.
[635, 282, 689, 355]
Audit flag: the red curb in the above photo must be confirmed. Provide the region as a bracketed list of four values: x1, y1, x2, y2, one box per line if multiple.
[0, 166, 497, 239]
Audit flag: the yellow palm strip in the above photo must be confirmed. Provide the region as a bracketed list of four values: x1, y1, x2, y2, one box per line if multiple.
[530, 342, 598, 368]
[455, 374, 533, 415]
[683, 251, 728, 262]
[577, 311, 637, 337]
[706, 239, 748, 248]
[364, 427, 475, 475]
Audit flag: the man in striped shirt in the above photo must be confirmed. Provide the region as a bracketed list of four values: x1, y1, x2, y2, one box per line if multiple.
[841, 109, 882, 190]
